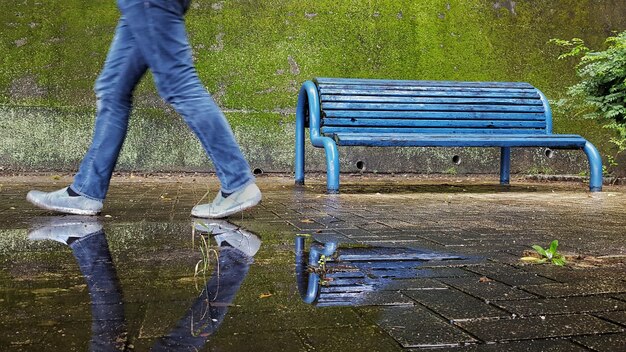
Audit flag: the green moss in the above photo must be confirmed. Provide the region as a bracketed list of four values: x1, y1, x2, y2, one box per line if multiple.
[1, 0, 625, 172]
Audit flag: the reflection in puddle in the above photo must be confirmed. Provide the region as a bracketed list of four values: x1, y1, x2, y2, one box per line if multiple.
[29, 216, 127, 351]
[27, 217, 261, 351]
[296, 236, 471, 307]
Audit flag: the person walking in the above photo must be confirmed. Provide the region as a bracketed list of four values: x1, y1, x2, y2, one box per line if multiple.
[26, 0, 261, 218]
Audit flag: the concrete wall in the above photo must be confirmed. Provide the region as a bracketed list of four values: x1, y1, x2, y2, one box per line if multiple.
[1, 0, 625, 175]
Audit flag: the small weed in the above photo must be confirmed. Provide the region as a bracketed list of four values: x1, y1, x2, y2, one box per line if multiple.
[526, 166, 554, 176]
[521, 240, 567, 266]
[307, 254, 332, 286]
[318, 254, 327, 273]
[443, 167, 457, 175]
[190, 222, 220, 337]
[191, 223, 219, 292]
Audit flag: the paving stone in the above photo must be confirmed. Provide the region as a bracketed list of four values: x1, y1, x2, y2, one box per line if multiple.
[337, 228, 374, 237]
[0, 323, 46, 346]
[302, 326, 402, 351]
[439, 277, 537, 301]
[206, 331, 308, 352]
[613, 293, 626, 302]
[415, 233, 469, 247]
[360, 306, 476, 348]
[465, 265, 556, 286]
[457, 314, 624, 342]
[38, 321, 109, 351]
[594, 310, 626, 327]
[414, 268, 477, 278]
[356, 221, 394, 231]
[3, 177, 626, 351]
[408, 339, 589, 351]
[521, 280, 626, 298]
[404, 288, 510, 321]
[384, 278, 449, 291]
[494, 297, 626, 317]
[139, 300, 196, 338]
[216, 307, 368, 335]
[573, 332, 626, 352]
[317, 290, 415, 307]
[527, 267, 626, 284]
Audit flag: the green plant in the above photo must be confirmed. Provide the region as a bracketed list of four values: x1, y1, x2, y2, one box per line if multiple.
[550, 31, 626, 165]
[521, 240, 567, 266]
[189, 223, 221, 337]
[192, 224, 219, 292]
[443, 167, 457, 175]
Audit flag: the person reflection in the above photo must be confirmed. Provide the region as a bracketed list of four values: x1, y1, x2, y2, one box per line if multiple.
[28, 216, 127, 351]
[28, 217, 261, 351]
[152, 220, 260, 351]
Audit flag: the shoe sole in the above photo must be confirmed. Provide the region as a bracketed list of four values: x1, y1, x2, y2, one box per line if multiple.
[26, 193, 101, 216]
[191, 197, 261, 219]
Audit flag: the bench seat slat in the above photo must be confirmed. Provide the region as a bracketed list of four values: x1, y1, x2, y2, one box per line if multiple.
[320, 95, 543, 106]
[315, 78, 534, 89]
[322, 102, 546, 113]
[323, 110, 547, 121]
[320, 88, 540, 98]
[321, 127, 546, 135]
[323, 118, 546, 129]
[332, 133, 588, 148]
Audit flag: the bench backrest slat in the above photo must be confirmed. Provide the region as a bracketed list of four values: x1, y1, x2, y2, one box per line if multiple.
[316, 77, 534, 89]
[314, 78, 550, 135]
[320, 88, 540, 98]
[323, 119, 546, 129]
[323, 110, 547, 121]
[321, 127, 547, 135]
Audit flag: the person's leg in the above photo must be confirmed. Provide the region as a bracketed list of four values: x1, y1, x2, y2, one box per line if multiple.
[70, 230, 128, 351]
[26, 16, 148, 215]
[71, 17, 149, 200]
[117, 0, 258, 208]
[28, 218, 127, 350]
[152, 243, 254, 350]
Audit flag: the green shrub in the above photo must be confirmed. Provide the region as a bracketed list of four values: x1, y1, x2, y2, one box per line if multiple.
[550, 31, 626, 168]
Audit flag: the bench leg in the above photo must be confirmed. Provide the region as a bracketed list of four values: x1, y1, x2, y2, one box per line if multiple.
[583, 142, 603, 192]
[295, 105, 306, 186]
[295, 237, 338, 304]
[500, 147, 511, 185]
[323, 139, 340, 194]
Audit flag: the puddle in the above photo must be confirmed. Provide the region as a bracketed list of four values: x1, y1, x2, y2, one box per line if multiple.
[8, 217, 260, 351]
[295, 236, 476, 307]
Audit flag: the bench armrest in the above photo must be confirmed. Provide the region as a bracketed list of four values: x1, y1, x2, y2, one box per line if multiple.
[296, 81, 340, 191]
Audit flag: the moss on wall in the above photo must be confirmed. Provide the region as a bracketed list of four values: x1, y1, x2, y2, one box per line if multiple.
[1, 0, 625, 173]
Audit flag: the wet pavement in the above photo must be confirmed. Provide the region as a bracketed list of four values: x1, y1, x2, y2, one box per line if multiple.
[1, 174, 625, 351]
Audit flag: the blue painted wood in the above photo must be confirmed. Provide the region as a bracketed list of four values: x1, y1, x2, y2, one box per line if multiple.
[322, 102, 547, 113]
[334, 135, 587, 148]
[320, 95, 543, 106]
[321, 127, 547, 135]
[295, 78, 603, 192]
[500, 147, 511, 185]
[323, 110, 547, 121]
[315, 77, 535, 89]
[323, 119, 546, 129]
[320, 88, 541, 98]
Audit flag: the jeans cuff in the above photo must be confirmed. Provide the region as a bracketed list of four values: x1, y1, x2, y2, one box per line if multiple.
[69, 185, 105, 202]
[220, 176, 255, 195]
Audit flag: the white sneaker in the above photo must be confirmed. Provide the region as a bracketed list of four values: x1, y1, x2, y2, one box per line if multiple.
[193, 220, 261, 257]
[191, 183, 262, 219]
[27, 187, 102, 215]
[28, 216, 103, 245]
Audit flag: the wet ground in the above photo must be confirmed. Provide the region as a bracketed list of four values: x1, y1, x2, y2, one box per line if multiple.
[0, 174, 625, 351]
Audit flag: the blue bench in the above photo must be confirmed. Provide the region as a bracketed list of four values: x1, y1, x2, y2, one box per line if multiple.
[295, 236, 469, 306]
[295, 78, 603, 193]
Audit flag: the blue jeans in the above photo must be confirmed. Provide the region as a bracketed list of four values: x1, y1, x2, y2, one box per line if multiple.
[71, 0, 253, 201]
